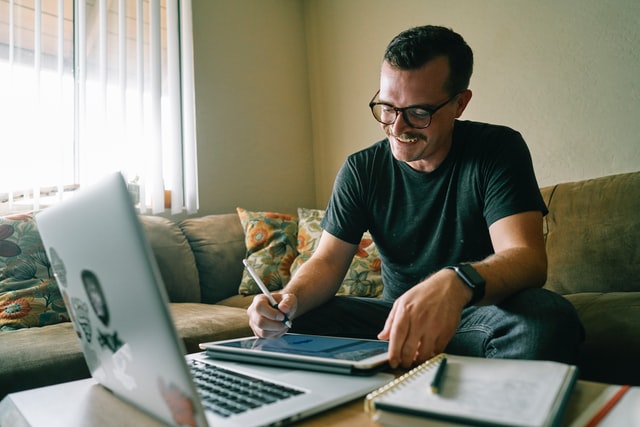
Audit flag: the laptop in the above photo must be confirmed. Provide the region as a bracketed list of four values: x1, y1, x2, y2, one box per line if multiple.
[35, 172, 393, 427]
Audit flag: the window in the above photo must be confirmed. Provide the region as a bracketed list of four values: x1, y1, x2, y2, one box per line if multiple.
[0, 0, 198, 215]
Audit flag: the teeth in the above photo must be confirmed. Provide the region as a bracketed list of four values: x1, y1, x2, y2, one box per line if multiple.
[397, 137, 417, 143]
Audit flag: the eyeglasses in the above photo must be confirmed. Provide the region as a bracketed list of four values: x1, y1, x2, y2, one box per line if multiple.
[368, 90, 459, 129]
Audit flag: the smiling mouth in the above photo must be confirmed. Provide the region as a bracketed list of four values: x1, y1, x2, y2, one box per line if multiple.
[395, 135, 419, 143]
[389, 132, 424, 145]
[384, 126, 423, 145]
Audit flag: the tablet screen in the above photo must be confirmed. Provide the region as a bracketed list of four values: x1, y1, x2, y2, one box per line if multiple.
[214, 334, 389, 362]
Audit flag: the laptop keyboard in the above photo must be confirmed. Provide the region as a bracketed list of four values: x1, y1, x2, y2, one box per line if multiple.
[189, 359, 306, 418]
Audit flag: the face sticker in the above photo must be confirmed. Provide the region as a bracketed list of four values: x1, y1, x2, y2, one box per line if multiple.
[158, 379, 198, 427]
[81, 269, 110, 326]
[48, 246, 68, 287]
[71, 297, 92, 342]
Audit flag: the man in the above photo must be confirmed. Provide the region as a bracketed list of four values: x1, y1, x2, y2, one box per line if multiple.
[248, 25, 583, 369]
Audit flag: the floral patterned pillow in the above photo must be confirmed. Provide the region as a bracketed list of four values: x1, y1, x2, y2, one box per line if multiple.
[0, 214, 69, 330]
[290, 208, 383, 297]
[236, 208, 298, 295]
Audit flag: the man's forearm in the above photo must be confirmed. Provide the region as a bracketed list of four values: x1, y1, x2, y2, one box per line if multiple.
[472, 246, 547, 305]
[279, 256, 349, 318]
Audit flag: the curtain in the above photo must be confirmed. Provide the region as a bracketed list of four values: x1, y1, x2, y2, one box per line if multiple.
[0, 0, 198, 215]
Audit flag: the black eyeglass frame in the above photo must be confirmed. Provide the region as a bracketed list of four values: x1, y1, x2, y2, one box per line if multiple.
[368, 90, 460, 129]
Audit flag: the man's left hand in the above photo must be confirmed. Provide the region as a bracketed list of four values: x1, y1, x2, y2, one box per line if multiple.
[377, 268, 471, 369]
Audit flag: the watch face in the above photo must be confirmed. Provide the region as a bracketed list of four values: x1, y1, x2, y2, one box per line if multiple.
[447, 264, 485, 307]
[458, 264, 485, 286]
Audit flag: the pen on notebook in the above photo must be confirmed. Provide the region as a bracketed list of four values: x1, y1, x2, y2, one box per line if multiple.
[430, 356, 447, 394]
[242, 259, 292, 328]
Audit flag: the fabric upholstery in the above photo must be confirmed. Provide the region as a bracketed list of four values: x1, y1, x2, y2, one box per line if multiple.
[169, 303, 252, 353]
[0, 214, 68, 330]
[542, 172, 640, 294]
[566, 292, 640, 384]
[179, 214, 246, 303]
[236, 208, 298, 296]
[290, 208, 383, 297]
[139, 215, 200, 303]
[0, 322, 89, 394]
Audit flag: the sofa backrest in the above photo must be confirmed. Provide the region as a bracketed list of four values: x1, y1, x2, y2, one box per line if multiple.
[139, 215, 201, 302]
[541, 171, 640, 295]
[178, 214, 246, 304]
[101, 213, 246, 305]
[143, 171, 640, 302]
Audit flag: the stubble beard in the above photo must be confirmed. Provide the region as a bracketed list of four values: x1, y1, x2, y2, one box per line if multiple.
[385, 128, 429, 163]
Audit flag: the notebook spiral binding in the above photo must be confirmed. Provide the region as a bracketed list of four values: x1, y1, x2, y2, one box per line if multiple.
[364, 353, 446, 413]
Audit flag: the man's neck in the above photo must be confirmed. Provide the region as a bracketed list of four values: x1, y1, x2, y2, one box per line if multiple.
[404, 137, 453, 173]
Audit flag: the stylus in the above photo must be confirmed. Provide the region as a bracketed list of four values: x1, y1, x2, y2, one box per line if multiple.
[242, 259, 293, 328]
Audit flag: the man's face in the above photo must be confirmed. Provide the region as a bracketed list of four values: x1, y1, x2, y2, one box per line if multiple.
[378, 56, 470, 173]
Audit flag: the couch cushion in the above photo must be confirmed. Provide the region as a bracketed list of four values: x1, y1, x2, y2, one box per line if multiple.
[542, 172, 640, 294]
[1, 214, 69, 330]
[0, 322, 89, 397]
[290, 208, 383, 297]
[565, 292, 640, 385]
[0, 303, 255, 398]
[236, 208, 298, 296]
[139, 215, 200, 303]
[169, 303, 252, 353]
[179, 214, 246, 303]
[217, 294, 256, 309]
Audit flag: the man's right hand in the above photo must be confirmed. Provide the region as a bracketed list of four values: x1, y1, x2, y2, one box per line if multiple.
[247, 293, 297, 338]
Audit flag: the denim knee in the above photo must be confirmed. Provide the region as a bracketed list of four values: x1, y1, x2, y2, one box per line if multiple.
[493, 288, 584, 362]
[449, 288, 584, 363]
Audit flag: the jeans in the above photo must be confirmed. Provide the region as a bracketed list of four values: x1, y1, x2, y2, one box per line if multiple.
[289, 288, 584, 364]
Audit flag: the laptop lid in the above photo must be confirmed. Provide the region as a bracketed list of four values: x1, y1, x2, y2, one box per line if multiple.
[37, 172, 210, 426]
[36, 172, 393, 427]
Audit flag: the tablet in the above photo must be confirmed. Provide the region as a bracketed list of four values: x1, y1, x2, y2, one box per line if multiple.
[200, 334, 390, 375]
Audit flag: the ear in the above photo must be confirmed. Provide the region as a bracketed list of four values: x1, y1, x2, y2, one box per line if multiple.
[454, 89, 472, 118]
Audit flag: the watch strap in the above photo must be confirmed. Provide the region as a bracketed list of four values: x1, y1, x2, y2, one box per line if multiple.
[445, 264, 486, 307]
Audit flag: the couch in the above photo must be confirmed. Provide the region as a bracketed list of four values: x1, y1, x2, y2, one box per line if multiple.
[1, 171, 639, 398]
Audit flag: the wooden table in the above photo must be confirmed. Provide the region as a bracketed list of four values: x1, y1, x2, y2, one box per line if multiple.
[0, 378, 609, 426]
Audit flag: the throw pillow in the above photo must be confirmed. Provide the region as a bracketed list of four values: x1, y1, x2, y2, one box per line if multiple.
[236, 208, 298, 296]
[0, 214, 69, 330]
[291, 208, 383, 297]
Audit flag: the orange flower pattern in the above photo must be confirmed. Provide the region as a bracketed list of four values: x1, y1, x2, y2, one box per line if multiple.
[290, 208, 383, 297]
[1, 297, 33, 320]
[237, 208, 298, 295]
[1, 215, 69, 330]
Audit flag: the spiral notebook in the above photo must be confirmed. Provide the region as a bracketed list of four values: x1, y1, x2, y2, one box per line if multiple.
[365, 354, 578, 427]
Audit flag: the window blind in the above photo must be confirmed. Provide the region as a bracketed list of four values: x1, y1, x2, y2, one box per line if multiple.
[0, 0, 198, 215]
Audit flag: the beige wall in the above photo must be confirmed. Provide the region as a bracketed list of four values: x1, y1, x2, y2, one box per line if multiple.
[191, 0, 640, 214]
[191, 0, 315, 215]
[304, 0, 640, 205]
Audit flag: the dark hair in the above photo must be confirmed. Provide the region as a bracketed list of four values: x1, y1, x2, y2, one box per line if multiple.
[383, 25, 473, 96]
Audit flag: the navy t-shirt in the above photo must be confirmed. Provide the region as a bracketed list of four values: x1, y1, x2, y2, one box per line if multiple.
[321, 120, 547, 302]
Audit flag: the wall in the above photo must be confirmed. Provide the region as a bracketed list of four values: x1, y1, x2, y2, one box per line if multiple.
[191, 0, 315, 215]
[304, 0, 640, 205]
[190, 0, 640, 214]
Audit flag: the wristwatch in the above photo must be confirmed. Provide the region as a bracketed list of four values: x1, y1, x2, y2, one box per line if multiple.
[445, 263, 486, 307]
